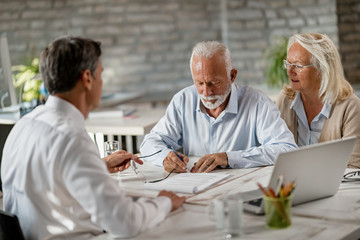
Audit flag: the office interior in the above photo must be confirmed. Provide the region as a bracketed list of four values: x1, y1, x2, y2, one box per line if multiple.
[1, 0, 360, 239]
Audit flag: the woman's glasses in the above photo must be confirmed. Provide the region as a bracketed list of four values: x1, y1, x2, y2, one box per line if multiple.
[283, 60, 314, 73]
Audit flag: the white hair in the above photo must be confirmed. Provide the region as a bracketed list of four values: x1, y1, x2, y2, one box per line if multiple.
[286, 33, 352, 103]
[190, 41, 232, 80]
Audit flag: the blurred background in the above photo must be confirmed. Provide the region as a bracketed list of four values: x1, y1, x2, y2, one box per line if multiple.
[0, 0, 359, 106]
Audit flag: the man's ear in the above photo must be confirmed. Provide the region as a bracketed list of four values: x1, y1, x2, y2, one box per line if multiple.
[80, 69, 92, 91]
[230, 69, 237, 83]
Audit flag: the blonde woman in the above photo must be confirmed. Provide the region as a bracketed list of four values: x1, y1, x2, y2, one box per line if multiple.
[276, 33, 360, 168]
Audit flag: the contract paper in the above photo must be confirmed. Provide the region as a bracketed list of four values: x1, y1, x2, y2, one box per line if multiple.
[144, 173, 230, 194]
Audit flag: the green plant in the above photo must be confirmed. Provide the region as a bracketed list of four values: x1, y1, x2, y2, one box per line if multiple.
[12, 57, 42, 102]
[264, 37, 288, 88]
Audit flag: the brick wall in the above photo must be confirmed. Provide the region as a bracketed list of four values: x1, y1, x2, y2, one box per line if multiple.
[1, 0, 357, 99]
[227, 0, 338, 85]
[337, 0, 360, 84]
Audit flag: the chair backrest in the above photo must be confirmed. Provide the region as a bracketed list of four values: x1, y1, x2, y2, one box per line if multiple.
[0, 124, 14, 192]
[0, 210, 25, 240]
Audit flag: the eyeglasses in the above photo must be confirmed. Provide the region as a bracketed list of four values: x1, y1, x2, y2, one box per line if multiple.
[137, 149, 162, 159]
[342, 171, 360, 182]
[283, 60, 314, 73]
[131, 149, 174, 183]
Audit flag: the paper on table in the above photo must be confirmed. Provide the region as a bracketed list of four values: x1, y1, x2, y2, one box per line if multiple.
[186, 156, 200, 171]
[144, 173, 230, 194]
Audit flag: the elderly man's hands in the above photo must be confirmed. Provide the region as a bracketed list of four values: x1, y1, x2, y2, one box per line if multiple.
[190, 152, 228, 173]
[163, 151, 189, 173]
[103, 150, 143, 173]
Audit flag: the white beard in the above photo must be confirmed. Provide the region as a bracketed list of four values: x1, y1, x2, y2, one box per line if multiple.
[199, 81, 232, 110]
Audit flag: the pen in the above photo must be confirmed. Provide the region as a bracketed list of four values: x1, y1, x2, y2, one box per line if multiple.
[283, 180, 295, 197]
[274, 174, 283, 197]
[256, 182, 269, 197]
[170, 146, 183, 162]
[170, 146, 188, 171]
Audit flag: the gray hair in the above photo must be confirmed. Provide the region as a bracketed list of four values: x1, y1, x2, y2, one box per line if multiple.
[287, 33, 352, 103]
[190, 41, 232, 80]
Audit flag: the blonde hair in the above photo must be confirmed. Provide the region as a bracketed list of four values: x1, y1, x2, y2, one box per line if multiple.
[283, 33, 353, 104]
[190, 41, 232, 80]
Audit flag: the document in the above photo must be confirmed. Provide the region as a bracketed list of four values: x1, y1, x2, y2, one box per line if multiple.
[186, 156, 200, 171]
[144, 173, 230, 194]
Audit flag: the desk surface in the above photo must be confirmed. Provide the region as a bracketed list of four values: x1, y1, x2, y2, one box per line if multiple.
[93, 163, 360, 240]
[0, 107, 166, 136]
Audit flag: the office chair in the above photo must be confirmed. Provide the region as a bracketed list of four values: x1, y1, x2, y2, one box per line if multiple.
[0, 124, 15, 192]
[0, 210, 25, 240]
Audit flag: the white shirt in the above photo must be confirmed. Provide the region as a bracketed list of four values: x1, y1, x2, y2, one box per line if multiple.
[140, 84, 297, 168]
[290, 93, 332, 146]
[1, 96, 171, 240]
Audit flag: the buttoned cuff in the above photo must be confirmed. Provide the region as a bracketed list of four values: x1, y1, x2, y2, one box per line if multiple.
[226, 151, 241, 168]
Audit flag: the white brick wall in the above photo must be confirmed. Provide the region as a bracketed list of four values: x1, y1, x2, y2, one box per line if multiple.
[338, 0, 360, 84]
[0, 0, 358, 99]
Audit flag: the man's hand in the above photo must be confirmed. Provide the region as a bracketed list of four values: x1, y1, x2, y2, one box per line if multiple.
[190, 152, 228, 173]
[158, 190, 186, 212]
[163, 151, 189, 173]
[103, 150, 143, 173]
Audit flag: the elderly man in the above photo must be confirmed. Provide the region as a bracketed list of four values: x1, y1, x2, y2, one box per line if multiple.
[1, 36, 185, 240]
[140, 41, 297, 173]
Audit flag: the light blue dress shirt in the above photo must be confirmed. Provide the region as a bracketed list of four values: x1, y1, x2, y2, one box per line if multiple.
[291, 93, 332, 147]
[140, 84, 297, 168]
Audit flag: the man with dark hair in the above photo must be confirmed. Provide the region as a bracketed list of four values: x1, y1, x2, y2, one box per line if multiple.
[40, 36, 103, 95]
[1, 36, 185, 240]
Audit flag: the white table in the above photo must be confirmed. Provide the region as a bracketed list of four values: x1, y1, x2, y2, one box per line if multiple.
[0, 106, 166, 156]
[93, 163, 360, 240]
[85, 108, 165, 155]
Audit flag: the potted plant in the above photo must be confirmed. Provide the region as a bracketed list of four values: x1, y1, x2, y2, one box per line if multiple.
[11, 57, 47, 115]
[264, 37, 288, 88]
[12, 57, 43, 103]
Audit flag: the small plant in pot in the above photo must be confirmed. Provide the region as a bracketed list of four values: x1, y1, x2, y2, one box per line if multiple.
[264, 37, 288, 88]
[12, 57, 46, 115]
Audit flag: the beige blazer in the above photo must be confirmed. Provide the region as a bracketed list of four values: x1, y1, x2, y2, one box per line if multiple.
[276, 91, 360, 169]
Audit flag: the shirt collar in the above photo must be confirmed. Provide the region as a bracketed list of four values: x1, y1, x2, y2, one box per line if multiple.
[224, 84, 238, 114]
[196, 83, 238, 115]
[321, 98, 332, 118]
[290, 92, 302, 110]
[45, 95, 86, 126]
[196, 93, 202, 112]
[290, 92, 332, 119]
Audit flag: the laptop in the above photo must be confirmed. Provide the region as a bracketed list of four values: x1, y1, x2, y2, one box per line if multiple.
[241, 136, 357, 215]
